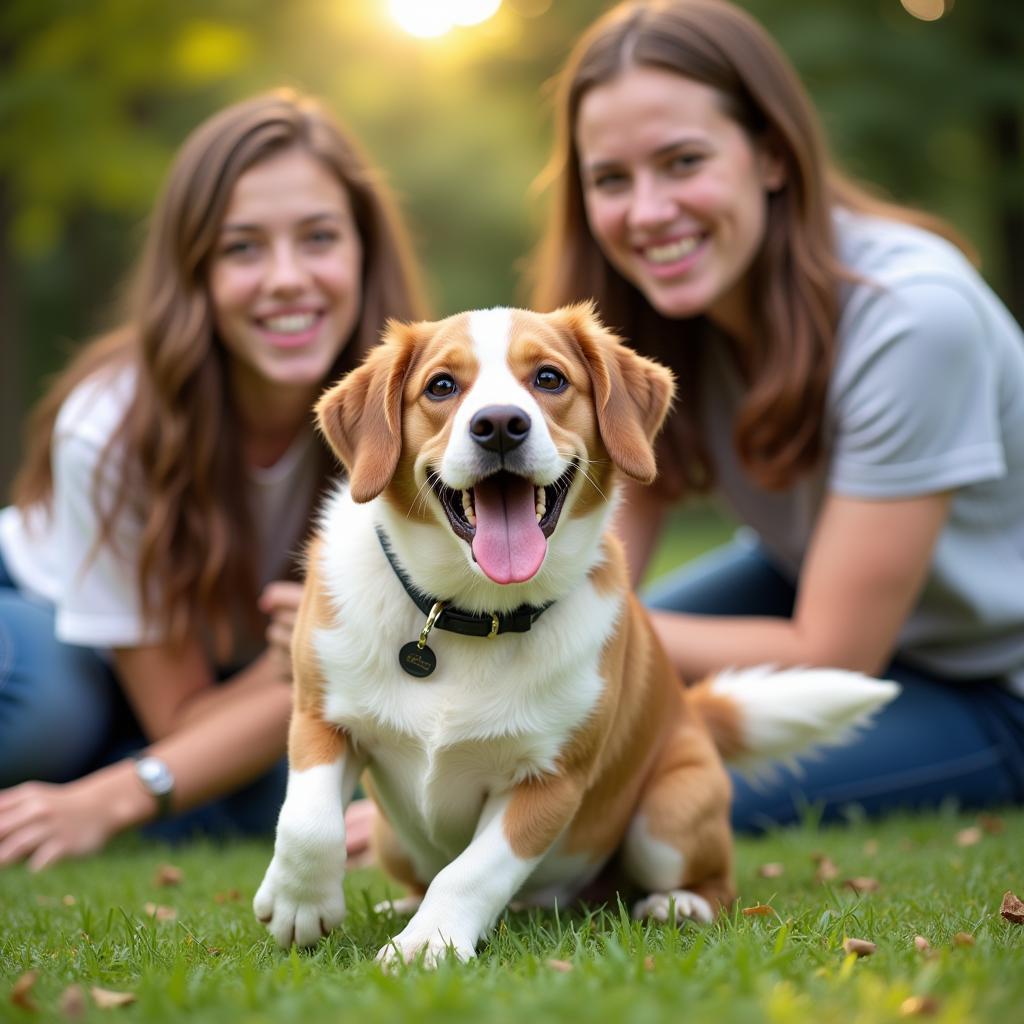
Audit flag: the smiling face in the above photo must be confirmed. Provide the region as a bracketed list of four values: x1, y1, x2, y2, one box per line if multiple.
[208, 147, 363, 403]
[576, 66, 783, 340]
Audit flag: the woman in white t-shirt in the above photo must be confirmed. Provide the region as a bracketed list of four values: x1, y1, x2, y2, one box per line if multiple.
[0, 90, 426, 868]
[531, 0, 1024, 828]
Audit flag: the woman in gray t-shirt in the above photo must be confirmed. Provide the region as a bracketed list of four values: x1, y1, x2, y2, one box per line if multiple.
[533, 0, 1024, 829]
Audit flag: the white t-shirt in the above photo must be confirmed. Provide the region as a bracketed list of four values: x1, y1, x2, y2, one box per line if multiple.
[700, 209, 1024, 694]
[0, 365, 321, 665]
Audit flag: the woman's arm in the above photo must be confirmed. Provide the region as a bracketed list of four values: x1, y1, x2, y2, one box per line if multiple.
[648, 491, 951, 680]
[0, 587, 301, 870]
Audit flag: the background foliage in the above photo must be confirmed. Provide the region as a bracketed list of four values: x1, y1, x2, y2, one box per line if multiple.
[2, 0, 1022, 496]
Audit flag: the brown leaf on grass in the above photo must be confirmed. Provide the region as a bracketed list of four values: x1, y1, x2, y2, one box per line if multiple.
[978, 814, 1005, 835]
[153, 863, 183, 887]
[59, 984, 87, 1020]
[999, 890, 1024, 925]
[952, 931, 975, 947]
[955, 827, 982, 847]
[90, 987, 137, 1009]
[814, 857, 839, 883]
[757, 862, 784, 878]
[10, 971, 39, 1012]
[842, 937, 877, 957]
[863, 839, 880, 856]
[742, 903, 775, 916]
[643, 956, 655, 971]
[913, 935, 931, 952]
[546, 959, 573, 972]
[62, 895, 77, 906]
[142, 902, 177, 921]
[844, 877, 881, 894]
[900, 996, 941, 1017]
[213, 889, 241, 904]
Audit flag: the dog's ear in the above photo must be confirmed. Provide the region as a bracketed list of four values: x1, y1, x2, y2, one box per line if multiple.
[554, 302, 676, 484]
[316, 320, 420, 502]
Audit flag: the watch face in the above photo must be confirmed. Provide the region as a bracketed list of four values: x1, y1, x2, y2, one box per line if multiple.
[136, 757, 174, 796]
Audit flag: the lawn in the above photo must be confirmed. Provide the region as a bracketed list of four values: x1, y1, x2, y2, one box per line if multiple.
[2, 807, 1022, 1023]
[4, 507, 1022, 1022]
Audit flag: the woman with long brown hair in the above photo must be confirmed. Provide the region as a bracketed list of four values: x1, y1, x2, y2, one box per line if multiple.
[533, 0, 1024, 829]
[0, 89, 426, 867]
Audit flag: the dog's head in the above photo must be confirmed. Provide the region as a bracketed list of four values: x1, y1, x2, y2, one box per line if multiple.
[316, 303, 675, 587]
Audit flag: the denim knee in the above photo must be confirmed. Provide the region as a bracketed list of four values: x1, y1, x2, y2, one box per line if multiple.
[0, 590, 119, 786]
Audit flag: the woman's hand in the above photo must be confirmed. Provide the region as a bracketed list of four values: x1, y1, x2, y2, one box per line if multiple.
[0, 763, 150, 871]
[259, 581, 305, 684]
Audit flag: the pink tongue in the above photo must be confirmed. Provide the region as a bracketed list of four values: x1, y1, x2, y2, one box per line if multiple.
[471, 474, 547, 584]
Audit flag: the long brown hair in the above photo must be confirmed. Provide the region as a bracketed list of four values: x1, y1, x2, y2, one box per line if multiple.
[531, 0, 972, 498]
[13, 89, 427, 655]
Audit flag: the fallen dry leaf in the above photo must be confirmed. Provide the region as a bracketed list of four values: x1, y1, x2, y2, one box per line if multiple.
[213, 889, 242, 904]
[153, 863, 183, 887]
[863, 839, 880, 856]
[643, 956, 655, 971]
[955, 827, 982, 847]
[10, 971, 39, 1012]
[62, 895, 76, 907]
[742, 903, 775, 916]
[1000, 890, 1024, 925]
[952, 931, 975, 947]
[844, 877, 881, 894]
[546, 959, 573, 972]
[815, 857, 839, 883]
[90, 987, 137, 1009]
[978, 814, 1005, 835]
[143, 902, 177, 921]
[59, 984, 87, 1019]
[757, 862, 784, 878]
[913, 935, 931, 952]
[900, 995, 941, 1017]
[842, 937, 877, 957]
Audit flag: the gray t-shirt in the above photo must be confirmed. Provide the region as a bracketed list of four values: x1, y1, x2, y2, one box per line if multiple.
[701, 209, 1024, 692]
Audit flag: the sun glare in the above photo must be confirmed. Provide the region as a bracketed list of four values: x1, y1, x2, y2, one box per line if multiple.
[389, 0, 502, 39]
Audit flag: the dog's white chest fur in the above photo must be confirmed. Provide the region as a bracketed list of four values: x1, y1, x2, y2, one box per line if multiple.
[313, 493, 621, 874]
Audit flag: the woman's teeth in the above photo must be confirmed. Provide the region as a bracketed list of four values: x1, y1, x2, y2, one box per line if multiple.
[644, 237, 699, 264]
[263, 312, 317, 333]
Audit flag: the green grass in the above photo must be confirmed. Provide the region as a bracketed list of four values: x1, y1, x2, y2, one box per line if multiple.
[2, 808, 1022, 1023]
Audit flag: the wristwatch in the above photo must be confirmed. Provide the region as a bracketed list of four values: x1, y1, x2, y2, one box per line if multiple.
[132, 754, 175, 818]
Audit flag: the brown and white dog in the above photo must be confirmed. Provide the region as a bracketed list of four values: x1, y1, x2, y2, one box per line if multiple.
[253, 304, 897, 965]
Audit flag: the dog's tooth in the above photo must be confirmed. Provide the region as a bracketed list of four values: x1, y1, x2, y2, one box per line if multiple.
[462, 489, 476, 526]
[535, 486, 546, 521]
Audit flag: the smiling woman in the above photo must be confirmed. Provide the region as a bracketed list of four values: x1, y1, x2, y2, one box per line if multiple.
[0, 89, 426, 869]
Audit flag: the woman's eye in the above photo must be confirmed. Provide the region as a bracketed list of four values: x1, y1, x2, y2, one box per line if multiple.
[425, 374, 458, 400]
[535, 367, 568, 393]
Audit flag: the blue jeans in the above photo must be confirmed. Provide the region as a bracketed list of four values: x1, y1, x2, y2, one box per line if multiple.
[644, 538, 1024, 833]
[0, 548, 286, 841]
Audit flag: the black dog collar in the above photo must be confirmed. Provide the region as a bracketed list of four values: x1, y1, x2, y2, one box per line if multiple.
[375, 526, 554, 640]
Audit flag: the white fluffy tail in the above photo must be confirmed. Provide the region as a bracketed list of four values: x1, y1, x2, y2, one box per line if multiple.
[691, 666, 900, 779]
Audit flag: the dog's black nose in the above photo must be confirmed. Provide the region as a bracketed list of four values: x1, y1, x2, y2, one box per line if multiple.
[469, 405, 531, 455]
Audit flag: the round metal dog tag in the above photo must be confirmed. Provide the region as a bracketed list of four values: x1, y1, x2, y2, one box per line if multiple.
[399, 641, 436, 678]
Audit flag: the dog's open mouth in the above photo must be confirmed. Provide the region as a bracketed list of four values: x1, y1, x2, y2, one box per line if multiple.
[430, 462, 577, 585]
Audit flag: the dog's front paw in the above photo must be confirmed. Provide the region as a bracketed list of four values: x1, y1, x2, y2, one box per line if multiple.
[253, 855, 347, 948]
[632, 889, 714, 924]
[375, 917, 476, 969]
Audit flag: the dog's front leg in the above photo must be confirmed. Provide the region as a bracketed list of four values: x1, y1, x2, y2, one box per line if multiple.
[378, 772, 583, 968]
[254, 709, 363, 948]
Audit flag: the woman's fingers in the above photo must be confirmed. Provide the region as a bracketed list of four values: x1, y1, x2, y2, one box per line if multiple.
[0, 820, 52, 866]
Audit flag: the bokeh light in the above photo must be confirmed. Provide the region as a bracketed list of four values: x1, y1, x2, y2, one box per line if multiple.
[389, 0, 502, 38]
[900, 0, 954, 22]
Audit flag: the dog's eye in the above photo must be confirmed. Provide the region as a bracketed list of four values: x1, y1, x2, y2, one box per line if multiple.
[425, 374, 458, 400]
[535, 367, 568, 393]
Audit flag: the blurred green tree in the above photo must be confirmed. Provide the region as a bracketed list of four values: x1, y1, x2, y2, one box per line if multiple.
[2, 0, 1021, 496]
